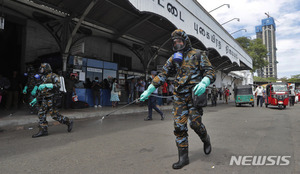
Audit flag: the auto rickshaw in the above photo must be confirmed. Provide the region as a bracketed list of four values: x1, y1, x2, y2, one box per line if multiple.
[265, 82, 289, 109]
[295, 89, 300, 103]
[234, 85, 254, 107]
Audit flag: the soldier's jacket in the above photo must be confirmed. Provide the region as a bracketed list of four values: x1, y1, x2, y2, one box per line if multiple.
[38, 73, 61, 98]
[211, 88, 218, 96]
[152, 48, 216, 93]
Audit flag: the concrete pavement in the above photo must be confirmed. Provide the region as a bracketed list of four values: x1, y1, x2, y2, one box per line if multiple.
[0, 102, 173, 130]
[0, 99, 234, 130]
[1, 99, 299, 174]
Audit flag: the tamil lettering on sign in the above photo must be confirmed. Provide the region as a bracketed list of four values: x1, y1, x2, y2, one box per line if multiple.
[127, 0, 253, 68]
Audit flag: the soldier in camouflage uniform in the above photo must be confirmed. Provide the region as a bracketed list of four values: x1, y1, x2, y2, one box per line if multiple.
[23, 65, 40, 114]
[30, 63, 73, 138]
[140, 29, 215, 169]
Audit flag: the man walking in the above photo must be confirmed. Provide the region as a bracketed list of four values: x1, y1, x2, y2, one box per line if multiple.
[140, 29, 215, 169]
[144, 77, 164, 121]
[30, 63, 73, 138]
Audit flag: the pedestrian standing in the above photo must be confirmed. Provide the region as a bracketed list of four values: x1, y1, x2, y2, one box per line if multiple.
[254, 85, 264, 107]
[91, 77, 102, 108]
[6, 71, 22, 110]
[162, 81, 168, 105]
[64, 75, 76, 109]
[83, 78, 92, 88]
[224, 87, 229, 104]
[110, 78, 120, 107]
[289, 86, 295, 106]
[136, 78, 145, 106]
[0, 74, 10, 107]
[211, 85, 218, 106]
[218, 88, 222, 100]
[128, 79, 135, 103]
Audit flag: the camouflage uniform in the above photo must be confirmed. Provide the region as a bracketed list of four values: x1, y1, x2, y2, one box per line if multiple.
[32, 63, 73, 138]
[211, 87, 218, 106]
[152, 30, 216, 148]
[24, 66, 40, 113]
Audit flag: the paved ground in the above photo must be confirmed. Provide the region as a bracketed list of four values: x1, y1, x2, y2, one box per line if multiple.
[0, 101, 300, 174]
[0, 102, 172, 130]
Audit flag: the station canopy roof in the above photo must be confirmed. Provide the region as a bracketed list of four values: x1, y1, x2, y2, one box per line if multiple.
[9, 0, 252, 73]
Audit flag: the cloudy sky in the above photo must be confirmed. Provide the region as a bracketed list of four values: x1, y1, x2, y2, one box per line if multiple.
[197, 0, 300, 78]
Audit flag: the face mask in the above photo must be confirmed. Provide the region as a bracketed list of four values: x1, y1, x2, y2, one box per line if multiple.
[172, 38, 185, 51]
[95, 80, 99, 82]
[173, 52, 183, 64]
[174, 44, 184, 51]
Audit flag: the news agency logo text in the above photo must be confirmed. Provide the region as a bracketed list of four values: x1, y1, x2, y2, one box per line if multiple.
[230, 156, 291, 166]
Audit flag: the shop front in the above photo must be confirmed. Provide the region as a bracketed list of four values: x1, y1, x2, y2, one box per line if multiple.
[118, 70, 145, 104]
[68, 56, 118, 106]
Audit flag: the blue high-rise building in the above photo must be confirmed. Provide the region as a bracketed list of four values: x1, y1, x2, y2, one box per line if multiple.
[255, 17, 277, 78]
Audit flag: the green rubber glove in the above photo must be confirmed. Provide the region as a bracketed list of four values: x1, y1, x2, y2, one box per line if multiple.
[23, 86, 28, 94]
[31, 86, 38, 96]
[140, 84, 156, 101]
[38, 83, 53, 90]
[29, 98, 37, 106]
[193, 77, 210, 96]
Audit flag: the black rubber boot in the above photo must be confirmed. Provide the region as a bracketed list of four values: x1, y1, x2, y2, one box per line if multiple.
[172, 147, 189, 169]
[202, 134, 212, 155]
[32, 127, 48, 138]
[67, 120, 73, 132]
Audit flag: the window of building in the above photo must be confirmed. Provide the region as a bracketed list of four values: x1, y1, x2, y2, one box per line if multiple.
[68, 56, 118, 87]
[103, 69, 117, 80]
[113, 53, 132, 71]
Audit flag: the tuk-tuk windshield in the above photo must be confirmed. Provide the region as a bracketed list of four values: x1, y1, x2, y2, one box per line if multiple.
[273, 85, 288, 92]
[236, 88, 253, 95]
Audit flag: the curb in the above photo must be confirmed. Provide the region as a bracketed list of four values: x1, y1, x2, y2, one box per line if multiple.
[0, 105, 173, 131]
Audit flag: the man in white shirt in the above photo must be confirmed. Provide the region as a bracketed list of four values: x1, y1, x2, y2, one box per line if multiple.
[289, 86, 295, 106]
[254, 85, 264, 107]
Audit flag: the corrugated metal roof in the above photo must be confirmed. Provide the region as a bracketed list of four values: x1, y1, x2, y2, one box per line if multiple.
[18, 0, 251, 72]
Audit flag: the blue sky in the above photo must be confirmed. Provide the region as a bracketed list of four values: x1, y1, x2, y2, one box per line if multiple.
[198, 0, 300, 78]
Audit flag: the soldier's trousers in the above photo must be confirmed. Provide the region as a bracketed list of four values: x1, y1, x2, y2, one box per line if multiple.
[38, 97, 70, 129]
[173, 92, 208, 148]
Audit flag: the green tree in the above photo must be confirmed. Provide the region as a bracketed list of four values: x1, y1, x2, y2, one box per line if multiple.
[291, 74, 300, 79]
[236, 37, 268, 72]
[253, 76, 276, 83]
[288, 74, 300, 83]
[278, 77, 289, 82]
